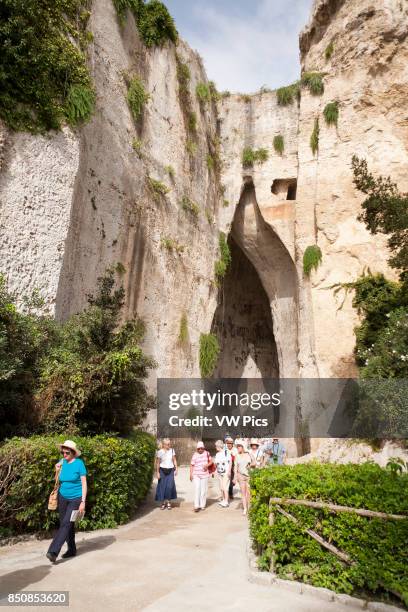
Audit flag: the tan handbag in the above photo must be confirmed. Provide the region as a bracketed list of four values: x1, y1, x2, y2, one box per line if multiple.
[48, 466, 60, 511]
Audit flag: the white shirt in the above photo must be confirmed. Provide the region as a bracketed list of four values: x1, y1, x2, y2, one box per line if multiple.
[215, 450, 232, 475]
[157, 448, 175, 468]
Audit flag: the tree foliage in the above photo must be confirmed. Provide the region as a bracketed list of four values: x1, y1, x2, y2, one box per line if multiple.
[0, 0, 94, 132]
[38, 268, 156, 436]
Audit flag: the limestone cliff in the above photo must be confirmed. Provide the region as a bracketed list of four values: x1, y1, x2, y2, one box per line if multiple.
[0, 0, 407, 389]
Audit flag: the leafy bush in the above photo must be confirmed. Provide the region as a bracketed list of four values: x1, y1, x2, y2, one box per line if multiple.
[242, 147, 269, 168]
[273, 135, 284, 155]
[196, 82, 211, 104]
[214, 232, 232, 283]
[199, 333, 220, 378]
[250, 463, 408, 605]
[303, 245, 322, 276]
[65, 84, 95, 126]
[352, 156, 408, 274]
[310, 118, 320, 155]
[0, 431, 156, 534]
[113, 0, 177, 47]
[0, 0, 94, 132]
[324, 101, 339, 126]
[325, 41, 335, 61]
[0, 276, 57, 440]
[276, 82, 300, 106]
[176, 56, 191, 96]
[181, 195, 200, 218]
[301, 72, 324, 96]
[127, 76, 149, 121]
[37, 268, 156, 436]
[137, 0, 178, 47]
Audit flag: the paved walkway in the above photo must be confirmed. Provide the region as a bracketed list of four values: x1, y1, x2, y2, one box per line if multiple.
[0, 468, 369, 611]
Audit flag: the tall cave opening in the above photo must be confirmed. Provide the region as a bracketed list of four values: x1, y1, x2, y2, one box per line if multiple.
[211, 236, 279, 379]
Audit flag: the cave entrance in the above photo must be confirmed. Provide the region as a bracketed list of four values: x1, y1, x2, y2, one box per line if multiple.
[212, 237, 279, 378]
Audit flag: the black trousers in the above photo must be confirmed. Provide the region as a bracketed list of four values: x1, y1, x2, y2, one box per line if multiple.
[229, 462, 235, 498]
[48, 493, 81, 556]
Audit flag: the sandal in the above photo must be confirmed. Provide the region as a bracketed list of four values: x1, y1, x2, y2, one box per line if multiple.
[166, 502, 172, 509]
[160, 503, 166, 510]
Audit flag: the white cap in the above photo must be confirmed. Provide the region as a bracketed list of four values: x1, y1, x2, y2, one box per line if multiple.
[196, 441, 205, 449]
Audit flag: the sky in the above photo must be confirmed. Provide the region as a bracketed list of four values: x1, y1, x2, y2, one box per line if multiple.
[165, 0, 314, 93]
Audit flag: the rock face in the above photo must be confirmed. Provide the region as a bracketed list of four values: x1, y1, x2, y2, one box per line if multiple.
[0, 0, 407, 400]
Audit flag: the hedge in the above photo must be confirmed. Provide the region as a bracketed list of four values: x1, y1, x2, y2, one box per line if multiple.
[250, 463, 408, 606]
[0, 431, 156, 535]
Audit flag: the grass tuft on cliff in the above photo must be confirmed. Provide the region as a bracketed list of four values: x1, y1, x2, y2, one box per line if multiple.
[127, 76, 149, 120]
[310, 118, 320, 155]
[0, 0, 94, 132]
[242, 147, 269, 168]
[301, 71, 324, 96]
[181, 196, 200, 218]
[325, 40, 335, 61]
[214, 232, 232, 283]
[303, 245, 322, 276]
[199, 333, 220, 378]
[178, 313, 189, 346]
[273, 135, 284, 155]
[276, 82, 300, 106]
[323, 101, 339, 126]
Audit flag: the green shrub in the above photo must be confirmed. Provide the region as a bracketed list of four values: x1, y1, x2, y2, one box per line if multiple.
[176, 56, 191, 95]
[310, 117, 319, 155]
[196, 82, 211, 104]
[250, 463, 408, 604]
[149, 177, 170, 200]
[178, 313, 188, 345]
[160, 236, 184, 254]
[301, 72, 324, 96]
[199, 333, 220, 378]
[181, 196, 200, 218]
[242, 146, 269, 168]
[0, 0, 94, 132]
[214, 232, 232, 283]
[132, 138, 143, 157]
[276, 82, 300, 106]
[137, 0, 178, 47]
[325, 41, 335, 61]
[65, 84, 95, 126]
[303, 245, 322, 275]
[186, 139, 197, 157]
[38, 269, 155, 436]
[324, 101, 339, 126]
[0, 276, 57, 440]
[127, 76, 149, 120]
[273, 135, 284, 155]
[113, 0, 178, 47]
[0, 431, 156, 534]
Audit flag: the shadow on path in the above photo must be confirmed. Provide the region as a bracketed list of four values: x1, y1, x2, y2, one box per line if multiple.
[0, 565, 51, 593]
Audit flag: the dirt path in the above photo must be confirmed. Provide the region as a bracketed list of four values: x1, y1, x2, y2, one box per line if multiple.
[0, 468, 373, 611]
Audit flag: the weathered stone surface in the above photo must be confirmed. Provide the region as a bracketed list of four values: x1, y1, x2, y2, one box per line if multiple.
[0, 0, 407, 404]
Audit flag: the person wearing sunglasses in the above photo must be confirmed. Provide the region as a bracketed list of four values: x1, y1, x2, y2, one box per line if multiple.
[46, 440, 87, 563]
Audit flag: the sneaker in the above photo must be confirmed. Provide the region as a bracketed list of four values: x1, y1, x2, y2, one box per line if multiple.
[46, 552, 57, 563]
[166, 502, 172, 510]
[220, 501, 229, 508]
[243, 509, 247, 516]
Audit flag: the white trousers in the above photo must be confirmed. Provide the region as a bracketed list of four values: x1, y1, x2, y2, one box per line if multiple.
[193, 476, 209, 509]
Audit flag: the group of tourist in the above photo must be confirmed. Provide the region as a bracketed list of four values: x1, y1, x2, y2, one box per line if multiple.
[155, 436, 286, 515]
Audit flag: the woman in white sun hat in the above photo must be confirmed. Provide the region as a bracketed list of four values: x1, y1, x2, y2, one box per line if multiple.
[233, 439, 251, 515]
[249, 438, 265, 468]
[46, 440, 87, 563]
[190, 441, 214, 512]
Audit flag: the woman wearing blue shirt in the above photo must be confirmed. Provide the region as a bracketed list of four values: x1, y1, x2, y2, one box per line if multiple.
[46, 440, 87, 563]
